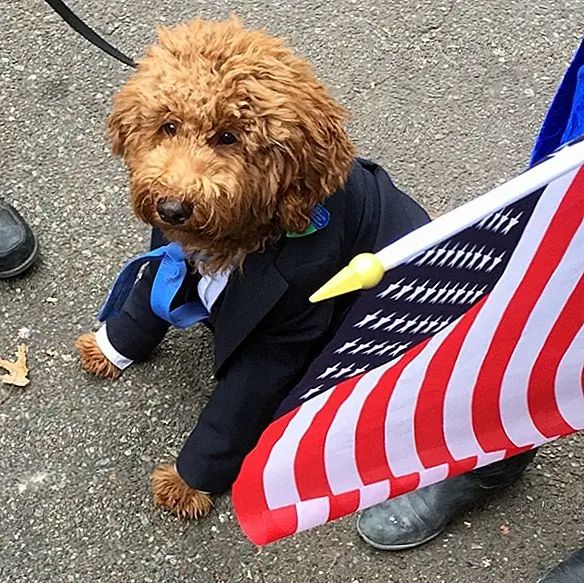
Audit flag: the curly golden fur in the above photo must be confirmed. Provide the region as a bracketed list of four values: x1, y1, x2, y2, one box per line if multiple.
[75, 333, 121, 379]
[107, 16, 356, 272]
[78, 16, 357, 519]
[151, 465, 214, 519]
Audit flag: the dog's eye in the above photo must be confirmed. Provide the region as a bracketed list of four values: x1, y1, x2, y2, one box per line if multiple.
[161, 122, 178, 136]
[217, 132, 237, 145]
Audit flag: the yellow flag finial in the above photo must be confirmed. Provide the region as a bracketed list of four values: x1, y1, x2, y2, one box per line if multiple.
[309, 253, 385, 303]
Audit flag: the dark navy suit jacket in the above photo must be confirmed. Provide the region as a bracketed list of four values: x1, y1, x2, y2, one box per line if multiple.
[103, 158, 430, 493]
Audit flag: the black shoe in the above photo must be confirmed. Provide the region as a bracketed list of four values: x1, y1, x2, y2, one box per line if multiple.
[538, 549, 584, 583]
[357, 447, 536, 551]
[0, 202, 39, 278]
[357, 474, 494, 550]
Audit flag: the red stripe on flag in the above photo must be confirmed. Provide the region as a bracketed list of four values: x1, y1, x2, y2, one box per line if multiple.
[528, 275, 584, 437]
[256, 505, 299, 545]
[414, 298, 486, 468]
[354, 342, 427, 487]
[445, 457, 482, 479]
[232, 408, 300, 545]
[472, 169, 584, 452]
[327, 490, 361, 521]
[294, 376, 360, 500]
[503, 445, 535, 459]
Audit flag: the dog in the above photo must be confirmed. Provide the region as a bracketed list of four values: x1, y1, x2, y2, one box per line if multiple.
[75, 17, 430, 520]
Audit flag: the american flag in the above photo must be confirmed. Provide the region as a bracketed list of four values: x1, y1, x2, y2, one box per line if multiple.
[231, 138, 584, 546]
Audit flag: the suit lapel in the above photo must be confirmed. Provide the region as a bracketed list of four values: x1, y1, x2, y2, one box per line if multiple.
[210, 245, 288, 373]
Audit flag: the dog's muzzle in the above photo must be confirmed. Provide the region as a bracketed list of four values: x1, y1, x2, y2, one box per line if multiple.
[156, 197, 194, 225]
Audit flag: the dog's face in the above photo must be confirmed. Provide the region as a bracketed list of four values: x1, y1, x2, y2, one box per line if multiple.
[108, 18, 355, 269]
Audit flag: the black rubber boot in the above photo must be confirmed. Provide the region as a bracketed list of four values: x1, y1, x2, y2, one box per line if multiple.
[357, 450, 536, 551]
[0, 201, 39, 278]
[538, 549, 584, 583]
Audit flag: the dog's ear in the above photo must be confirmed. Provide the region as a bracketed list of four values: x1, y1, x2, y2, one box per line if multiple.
[107, 98, 127, 157]
[274, 93, 356, 234]
[107, 89, 135, 157]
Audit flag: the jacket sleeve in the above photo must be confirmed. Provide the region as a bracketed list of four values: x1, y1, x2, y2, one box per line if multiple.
[97, 262, 171, 364]
[176, 295, 335, 493]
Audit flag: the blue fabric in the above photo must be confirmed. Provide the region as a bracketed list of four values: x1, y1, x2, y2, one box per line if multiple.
[98, 242, 209, 329]
[100, 203, 332, 330]
[531, 36, 584, 165]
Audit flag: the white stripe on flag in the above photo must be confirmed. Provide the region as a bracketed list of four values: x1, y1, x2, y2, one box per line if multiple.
[295, 497, 331, 532]
[324, 364, 391, 494]
[443, 169, 576, 459]
[263, 392, 331, 509]
[384, 331, 447, 476]
[417, 464, 450, 488]
[475, 450, 507, 468]
[500, 221, 584, 446]
[555, 326, 584, 430]
[357, 480, 391, 511]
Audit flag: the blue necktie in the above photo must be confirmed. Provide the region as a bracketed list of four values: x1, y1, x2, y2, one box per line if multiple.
[98, 242, 209, 329]
[98, 203, 330, 329]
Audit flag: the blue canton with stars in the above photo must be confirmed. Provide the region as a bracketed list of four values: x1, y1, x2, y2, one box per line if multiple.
[275, 188, 544, 417]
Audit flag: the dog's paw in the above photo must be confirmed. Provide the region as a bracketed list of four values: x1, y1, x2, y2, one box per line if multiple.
[74, 333, 121, 380]
[151, 464, 213, 519]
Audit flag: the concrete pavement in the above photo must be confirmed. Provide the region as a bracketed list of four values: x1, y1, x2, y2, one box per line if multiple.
[1, 1, 583, 581]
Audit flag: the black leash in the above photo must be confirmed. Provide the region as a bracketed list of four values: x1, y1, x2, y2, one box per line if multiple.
[42, 0, 136, 68]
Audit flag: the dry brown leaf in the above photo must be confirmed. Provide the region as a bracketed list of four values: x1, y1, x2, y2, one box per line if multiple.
[0, 344, 30, 387]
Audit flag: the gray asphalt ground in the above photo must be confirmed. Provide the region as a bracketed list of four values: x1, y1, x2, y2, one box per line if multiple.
[1, 1, 583, 582]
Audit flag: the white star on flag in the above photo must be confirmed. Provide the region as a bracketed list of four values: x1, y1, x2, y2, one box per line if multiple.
[300, 385, 324, 400]
[384, 315, 408, 332]
[425, 318, 444, 333]
[377, 278, 405, 299]
[477, 214, 491, 228]
[419, 281, 440, 303]
[411, 316, 433, 334]
[335, 338, 361, 354]
[438, 243, 458, 267]
[459, 245, 477, 269]
[317, 363, 341, 379]
[427, 247, 447, 266]
[349, 341, 374, 355]
[471, 285, 488, 302]
[450, 283, 470, 304]
[492, 209, 511, 232]
[501, 212, 523, 235]
[429, 284, 449, 304]
[414, 248, 434, 266]
[486, 251, 506, 272]
[476, 248, 494, 271]
[441, 283, 460, 303]
[392, 280, 416, 300]
[377, 342, 400, 356]
[449, 244, 469, 268]
[462, 284, 479, 304]
[398, 315, 420, 334]
[467, 246, 486, 269]
[354, 310, 382, 328]
[407, 280, 430, 302]
[370, 314, 397, 330]
[390, 342, 411, 357]
[332, 364, 354, 378]
[364, 341, 388, 355]
[485, 211, 502, 230]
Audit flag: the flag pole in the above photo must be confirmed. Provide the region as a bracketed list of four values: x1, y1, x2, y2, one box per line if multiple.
[310, 137, 584, 303]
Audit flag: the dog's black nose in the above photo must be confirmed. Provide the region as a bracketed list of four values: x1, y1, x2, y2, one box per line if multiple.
[156, 198, 193, 225]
